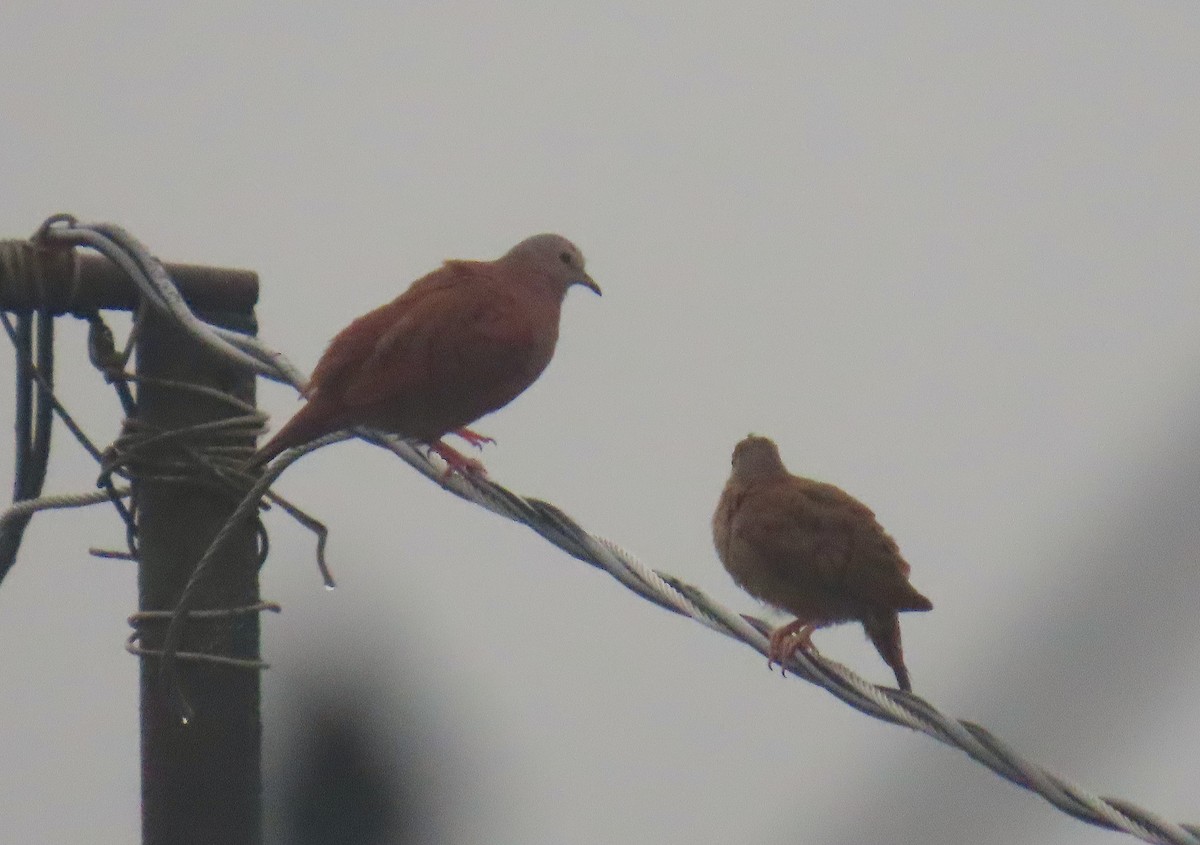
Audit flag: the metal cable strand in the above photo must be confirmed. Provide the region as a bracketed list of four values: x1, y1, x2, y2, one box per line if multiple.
[0, 487, 130, 528]
[254, 438, 1200, 845]
[1, 306, 111, 467]
[0, 308, 55, 582]
[373, 446, 1198, 845]
[16, 218, 1199, 845]
[36, 219, 307, 386]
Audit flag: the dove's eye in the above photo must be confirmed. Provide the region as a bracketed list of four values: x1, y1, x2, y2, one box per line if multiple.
[559, 251, 572, 265]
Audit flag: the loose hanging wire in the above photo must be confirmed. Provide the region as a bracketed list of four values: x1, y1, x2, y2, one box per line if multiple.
[0, 304, 55, 581]
[4, 217, 1198, 845]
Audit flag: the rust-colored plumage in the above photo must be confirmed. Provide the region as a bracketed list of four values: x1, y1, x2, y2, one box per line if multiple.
[252, 234, 600, 472]
[713, 435, 931, 691]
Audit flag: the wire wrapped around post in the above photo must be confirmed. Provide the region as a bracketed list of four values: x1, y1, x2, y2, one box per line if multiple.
[128, 282, 265, 845]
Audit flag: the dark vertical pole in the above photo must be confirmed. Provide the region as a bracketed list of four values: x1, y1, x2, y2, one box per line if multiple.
[135, 306, 262, 845]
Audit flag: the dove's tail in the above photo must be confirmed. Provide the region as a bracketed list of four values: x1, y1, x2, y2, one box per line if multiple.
[247, 400, 345, 468]
[863, 609, 913, 692]
[896, 581, 933, 613]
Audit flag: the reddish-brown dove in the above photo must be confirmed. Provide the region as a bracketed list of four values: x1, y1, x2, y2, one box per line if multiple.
[712, 435, 932, 691]
[252, 234, 600, 473]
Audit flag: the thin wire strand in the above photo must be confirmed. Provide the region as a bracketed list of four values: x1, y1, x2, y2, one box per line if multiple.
[0, 487, 130, 528]
[8, 218, 1197, 845]
[127, 602, 282, 670]
[0, 307, 55, 581]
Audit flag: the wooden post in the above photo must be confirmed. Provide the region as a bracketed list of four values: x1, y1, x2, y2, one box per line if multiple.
[134, 306, 263, 845]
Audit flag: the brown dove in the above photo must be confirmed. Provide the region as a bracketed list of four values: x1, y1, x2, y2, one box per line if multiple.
[252, 234, 600, 473]
[713, 435, 932, 691]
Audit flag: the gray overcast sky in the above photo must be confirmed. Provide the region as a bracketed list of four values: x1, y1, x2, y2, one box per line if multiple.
[2, 3, 1198, 843]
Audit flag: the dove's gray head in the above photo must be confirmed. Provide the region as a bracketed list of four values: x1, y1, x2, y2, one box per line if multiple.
[730, 434, 788, 480]
[503, 233, 601, 297]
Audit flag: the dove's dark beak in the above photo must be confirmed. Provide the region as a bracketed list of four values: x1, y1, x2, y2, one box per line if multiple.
[574, 273, 601, 296]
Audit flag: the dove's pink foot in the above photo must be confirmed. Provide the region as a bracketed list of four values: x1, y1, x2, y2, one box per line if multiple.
[767, 619, 817, 675]
[454, 427, 496, 450]
[429, 439, 488, 479]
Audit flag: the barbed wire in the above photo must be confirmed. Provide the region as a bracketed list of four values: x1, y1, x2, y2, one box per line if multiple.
[5, 217, 1198, 845]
